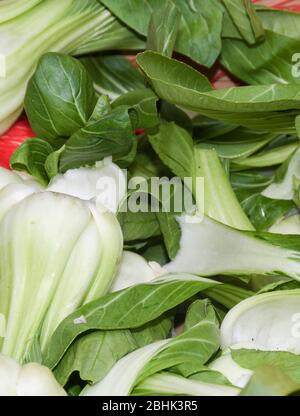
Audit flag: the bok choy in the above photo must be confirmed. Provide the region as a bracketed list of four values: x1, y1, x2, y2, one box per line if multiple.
[0, 0, 143, 134]
[0, 168, 123, 362]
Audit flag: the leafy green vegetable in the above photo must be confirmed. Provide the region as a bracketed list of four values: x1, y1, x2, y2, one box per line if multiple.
[137, 51, 300, 133]
[238, 192, 294, 231]
[133, 371, 239, 396]
[0, 0, 144, 134]
[0, 191, 122, 362]
[146, 0, 180, 57]
[232, 143, 298, 169]
[43, 274, 219, 369]
[25, 53, 97, 141]
[118, 210, 161, 242]
[10, 138, 53, 185]
[240, 366, 300, 396]
[232, 349, 300, 385]
[57, 105, 135, 172]
[138, 300, 220, 381]
[112, 88, 159, 130]
[166, 213, 300, 281]
[80, 54, 144, 100]
[101, 0, 224, 66]
[262, 146, 300, 200]
[222, 0, 264, 45]
[149, 122, 253, 230]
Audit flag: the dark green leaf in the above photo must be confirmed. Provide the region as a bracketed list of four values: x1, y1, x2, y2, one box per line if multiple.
[10, 138, 53, 185]
[118, 210, 161, 242]
[54, 330, 136, 386]
[43, 276, 218, 369]
[238, 192, 294, 231]
[221, 30, 300, 85]
[25, 53, 96, 140]
[101, 0, 223, 67]
[193, 116, 237, 141]
[160, 102, 193, 133]
[149, 122, 195, 179]
[137, 299, 220, 382]
[58, 106, 134, 172]
[88, 95, 111, 122]
[147, 0, 180, 57]
[141, 243, 169, 265]
[222, 0, 264, 45]
[231, 170, 274, 192]
[80, 54, 144, 100]
[137, 51, 300, 133]
[203, 284, 254, 309]
[112, 88, 159, 130]
[131, 315, 172, 348]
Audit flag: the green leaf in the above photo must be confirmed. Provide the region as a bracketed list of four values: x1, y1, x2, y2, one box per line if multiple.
[238, 192, 294, 231]
[57, 106, 134, 172]
[160, 102, 193, 133]
[189, 368, 232, 386]
[155, 181, 186, 260]
[203, 284, 254, 309]
[232, 349, 300, 385]
[141, 243, 169, 266]
[193, 116, 237, 141]
[112, 88, 159, 130]
[101, 0, 223, 67]
[149, 122, 195, 179]
[80, 54, 144, 100]
[137, 299, 220, 382]
[10, 138, 53, 185]
[44, 145, 65, 180]
[43, 275, 219, 369]
[117, 210, 161, 242]
[198, 129, 275, 160]
[54, 329, 137, 386]
[232, 143, 298, 170]
[137, 51, 300, 133]
[25, 53, 96, 140]
[147, 0, 180, 57]
[131, 316, 173, 348]
[240, 365, 300, 396]
[88, 95, 111, 122]
[256, 7, 300, 40]
[222, 0, 264, 45]
[231, 170, 274, 192]
[54, 315, 172, 386]
[194, 146, 254, 230]
[221, 31, 300, 86]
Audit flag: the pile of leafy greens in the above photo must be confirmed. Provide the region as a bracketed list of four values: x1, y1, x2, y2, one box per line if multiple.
[1, 0, 300, 396]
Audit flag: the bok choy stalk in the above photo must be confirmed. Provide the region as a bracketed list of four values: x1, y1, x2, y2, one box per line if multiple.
[269, 215, 300, 235]
[0, 0, 143, 134]
[133, 372, 240, 396]
[47, 158, 127, 213]
[110, 251, 166, 292]
[0, 172, 123, 362]
[220, 290, 300, 353]
[262, 146, 300, 200]
[165, 213, 300, 281]
[209, 350, 253, 389]
[81, 340, 239, 396]
[149, 122, 254, 231]
[0, 353, 66, 396]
